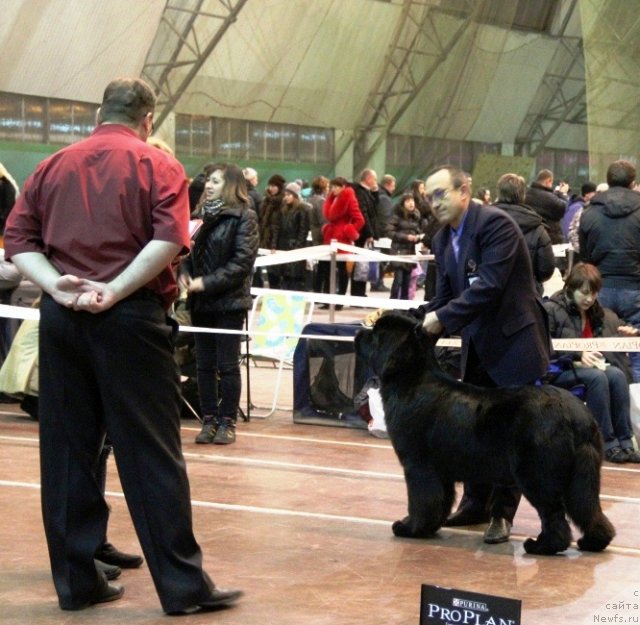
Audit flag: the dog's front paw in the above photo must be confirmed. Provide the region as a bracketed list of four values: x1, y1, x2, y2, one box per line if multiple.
[392, 518, 414, 537]
[523, 537, 563, 556]
[392, 517, 435, 538]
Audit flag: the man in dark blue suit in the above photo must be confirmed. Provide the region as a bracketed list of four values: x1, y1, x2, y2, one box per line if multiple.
[418, 166, 550, 544]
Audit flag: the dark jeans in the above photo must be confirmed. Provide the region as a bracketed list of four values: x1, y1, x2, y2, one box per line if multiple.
[39, 293, 214, 612]
[554, 364, 634, 451]
[598, 287, 640, 382]
[390, 265, 412, 299]
[192, 310, 245, 419]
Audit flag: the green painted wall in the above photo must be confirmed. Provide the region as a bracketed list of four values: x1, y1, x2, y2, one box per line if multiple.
[0, 140, 335, 191]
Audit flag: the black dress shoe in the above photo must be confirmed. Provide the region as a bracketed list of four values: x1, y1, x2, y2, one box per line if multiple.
[61, 583, 124, 610]
[443, 506, 490, 527]
[94, 558, 121, 580]
[166, 587, 243, 615]
[199, 587, 244, 609]
[483, 517, 512, 544]
[95, 542, 144, 569]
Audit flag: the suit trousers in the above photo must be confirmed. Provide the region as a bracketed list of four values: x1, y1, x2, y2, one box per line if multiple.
[458, 342, 521, 523]
[38, 293, 215, 612]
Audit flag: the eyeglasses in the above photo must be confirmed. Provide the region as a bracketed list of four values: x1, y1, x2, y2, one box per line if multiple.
[426, 188, 449, 203]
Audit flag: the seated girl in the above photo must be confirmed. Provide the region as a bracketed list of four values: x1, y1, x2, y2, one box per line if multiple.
[544, 262, 640, 463]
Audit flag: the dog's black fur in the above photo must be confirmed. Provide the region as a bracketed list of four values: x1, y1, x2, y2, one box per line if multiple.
[355, 312, 615, 555]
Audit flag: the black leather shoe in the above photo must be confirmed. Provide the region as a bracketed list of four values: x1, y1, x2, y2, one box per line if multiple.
[61, 583, 124, 610]
[483, 517, 512, 544]
[95, 542, 144, 569]
[443, 506, 490, 527]
[166, 587, 243, 615]
[199, 587, 244, 609]
[94, 558, 121, 580]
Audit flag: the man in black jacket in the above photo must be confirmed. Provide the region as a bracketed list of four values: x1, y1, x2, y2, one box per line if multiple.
[351, 169, 378, 297]
[370, 174, 396, 292]
[579, 159, 640, 382]
[525, 169, 567, 245]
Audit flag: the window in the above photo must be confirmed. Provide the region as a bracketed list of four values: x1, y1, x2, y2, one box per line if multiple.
[176, 113, 334, 164]
[0, 91, 95, 144]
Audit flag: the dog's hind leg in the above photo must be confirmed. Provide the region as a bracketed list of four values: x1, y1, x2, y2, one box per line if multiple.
[566, 441, 616, 552]
[522, 501, 572, 555]
[392, 464, 454, 538]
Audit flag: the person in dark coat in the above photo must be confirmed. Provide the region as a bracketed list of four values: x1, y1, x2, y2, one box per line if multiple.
[493, 173, 555, 295]
[307, 176, 329, 293]
[579, 160, 640, 382]
[0, 162, 18, 234]
[180, 163, 259, 445]
[544, 262, 640, 463]
[271, 182, 309, 291]
[387, 192, 424, 300]
[351, 169, 378, 297]
[525, 169, 567, 244]
[417, 166, 550, 546]
[242, 167, 262, 214]
[259, 173, 286, 288]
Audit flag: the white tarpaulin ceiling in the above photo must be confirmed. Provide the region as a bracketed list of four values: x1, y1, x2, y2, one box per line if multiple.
[1, 0, 639, 158]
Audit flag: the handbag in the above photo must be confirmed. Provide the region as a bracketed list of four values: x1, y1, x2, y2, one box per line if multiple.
[541, 356, 587, 401]
[353, 259, 370, 282]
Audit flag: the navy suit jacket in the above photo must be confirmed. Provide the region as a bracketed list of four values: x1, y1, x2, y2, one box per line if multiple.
[419, 202, 550, 386]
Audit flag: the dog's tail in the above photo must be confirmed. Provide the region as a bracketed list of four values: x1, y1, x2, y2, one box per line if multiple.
[565, 422, 615, 552]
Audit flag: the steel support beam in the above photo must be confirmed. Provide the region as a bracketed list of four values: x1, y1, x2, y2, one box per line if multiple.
[141, 0, 249, 128]
[347, 0, 483, 173]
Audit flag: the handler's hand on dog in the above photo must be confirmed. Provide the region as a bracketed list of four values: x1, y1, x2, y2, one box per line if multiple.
[422, 311, 443, 335]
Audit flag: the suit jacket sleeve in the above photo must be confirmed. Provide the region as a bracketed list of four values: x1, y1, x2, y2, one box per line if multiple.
[433, 210, 524, 336]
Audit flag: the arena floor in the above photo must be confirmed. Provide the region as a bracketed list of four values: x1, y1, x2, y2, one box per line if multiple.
[1, 302, 639, 625]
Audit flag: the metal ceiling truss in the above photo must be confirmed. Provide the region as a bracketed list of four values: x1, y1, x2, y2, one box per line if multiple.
[516, 0, 640, 156]
[141, 0, 249, 128]
[349, 0, 484, 173]
[515, 36, 585, 157]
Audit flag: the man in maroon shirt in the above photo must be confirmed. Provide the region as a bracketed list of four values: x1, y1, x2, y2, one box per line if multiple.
[3, 78, 242, 614]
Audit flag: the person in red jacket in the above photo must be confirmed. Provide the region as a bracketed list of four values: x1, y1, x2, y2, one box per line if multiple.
[317, 176, 365, 308]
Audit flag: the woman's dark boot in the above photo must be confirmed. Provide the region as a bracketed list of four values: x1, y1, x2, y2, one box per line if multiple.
[195, 416, 218, 444]
[212, 416, 236, 445]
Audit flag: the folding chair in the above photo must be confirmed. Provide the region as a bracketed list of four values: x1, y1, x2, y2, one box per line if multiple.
[243, 291, 314, 418]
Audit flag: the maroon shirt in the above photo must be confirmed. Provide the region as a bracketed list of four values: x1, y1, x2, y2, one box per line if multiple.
[4, 124, 190, 309]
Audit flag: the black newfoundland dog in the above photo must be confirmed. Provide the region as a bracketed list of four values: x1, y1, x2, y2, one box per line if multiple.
[355, 312, 615, 555]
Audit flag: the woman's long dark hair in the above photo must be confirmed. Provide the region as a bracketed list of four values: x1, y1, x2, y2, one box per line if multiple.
[212, 163, 250, 207]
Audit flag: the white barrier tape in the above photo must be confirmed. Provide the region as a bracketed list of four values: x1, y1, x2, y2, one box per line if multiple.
[553, 243, 570, 258]
[254, 244, 434, 267]
[249, 287, 416, 310]
[2, 302, 638, 351]
[0, 304, 39, 321]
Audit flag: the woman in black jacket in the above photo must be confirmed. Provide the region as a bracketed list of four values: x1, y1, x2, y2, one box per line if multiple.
[544, 263, 640, 463]
[387, 192, 424, 299]
[180, 163, 259, 445]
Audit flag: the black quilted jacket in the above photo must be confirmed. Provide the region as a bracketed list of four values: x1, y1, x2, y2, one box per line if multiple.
[183, 199, 259, 315]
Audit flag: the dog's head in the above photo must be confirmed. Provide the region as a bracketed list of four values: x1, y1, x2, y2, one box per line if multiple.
[355, 311, 437, 379]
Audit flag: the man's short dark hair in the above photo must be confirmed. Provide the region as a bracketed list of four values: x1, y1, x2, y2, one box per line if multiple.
[428, 165, 467, 191]
[581, 181, 597, 196]
[98, 78, 156, 126]
[497, 173, 526, 204]
[536, 169, 553, 184]
[606, 160, 636, 188]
